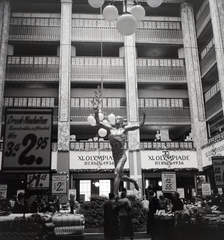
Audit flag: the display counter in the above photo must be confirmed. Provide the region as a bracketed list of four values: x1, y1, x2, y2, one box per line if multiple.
[0, 212, 85, 240]
[153, 210, 224, 240]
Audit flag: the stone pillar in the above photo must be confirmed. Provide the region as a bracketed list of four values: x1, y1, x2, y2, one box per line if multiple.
[123, 2, 142, 195]
[208, 0, 224, 114]
[57, 0, 72, 200]
[0, 1, 10, 138]
[180, 3, 208, 171]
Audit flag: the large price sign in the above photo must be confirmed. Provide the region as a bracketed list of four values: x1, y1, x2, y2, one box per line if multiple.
[162, 172, 176, 193]
[27, 173, 50, 189]
[52, 174, 67, 195]
[212, 157, 224, 187]
[2, 108, 52, 172]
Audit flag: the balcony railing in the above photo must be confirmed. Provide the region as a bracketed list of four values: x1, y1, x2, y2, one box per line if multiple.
[8, 14, 183, 44]
[200, 46, 216, 77]
[69, 140, 193, 151]
[70, 106, 190, 124]
[70, 107, 127, 122]
[196, 0, 210, 37]
[9, 17, 61, 41]
[71, 57, 125, 83]
[6, 56, 60, 81]
[205, 91, 222, 119]
[140, 107, 191, 124]
[140, 141, 194, 150]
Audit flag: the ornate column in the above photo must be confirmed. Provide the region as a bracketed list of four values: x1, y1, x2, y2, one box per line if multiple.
[123, 2, 142, 196]
[0, 1, 10, 138]
[208, 0, 224, 113]
[57, 0, 72, 182]
[180, 3, 208, 171]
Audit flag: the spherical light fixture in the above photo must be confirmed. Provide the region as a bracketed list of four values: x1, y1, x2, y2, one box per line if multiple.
[147, 0, 163, 8]
[117, 13, 138, 36]
[88, 0, 105, 8]
[99, 112, 104, 121]
[130, 4, 145, 23]
[103, 4, 118, 22]
[98, 128, 107, 137]
[87, 115, 95, 124]
[90, 119, 96, 126]
[108, 113, 115, 124]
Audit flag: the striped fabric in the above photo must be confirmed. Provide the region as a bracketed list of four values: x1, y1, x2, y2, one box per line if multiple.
[52, 214, 85, 226]
[54, 225, 84, 236]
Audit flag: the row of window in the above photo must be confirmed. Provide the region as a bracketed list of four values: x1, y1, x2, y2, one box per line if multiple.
[4, 97, 187, 108]
[10, 16, 181, 30]
[7, 56, 184, 68]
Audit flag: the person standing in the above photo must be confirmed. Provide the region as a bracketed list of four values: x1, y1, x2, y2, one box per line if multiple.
[12, 192, 29, 213]
[118, 191, 133, 240]
[104, 193, 120, 240]
[147, 190, 160, 238]
[94, 106, 146, 196]
[171, 192, 183, 212]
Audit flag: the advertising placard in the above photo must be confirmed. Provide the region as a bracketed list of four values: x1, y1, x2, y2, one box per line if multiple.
[52, 174, 67, 195]
[27, 173, 50, 189]
[212, 156, 224, 187]
[0, 184, 7, 199]
[162, 172, 176, 193]
[2, 108, 52, 172]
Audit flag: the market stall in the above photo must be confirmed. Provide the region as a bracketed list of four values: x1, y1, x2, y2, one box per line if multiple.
[0, 212, 85, 240]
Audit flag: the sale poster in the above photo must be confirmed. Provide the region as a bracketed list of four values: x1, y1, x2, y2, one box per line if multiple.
[212, 156, 224, 187]
[2, 108, 52, 172]
[52, 174, 67, 195]
[162, 172, 177, 193]
[27, 173, 50, 189]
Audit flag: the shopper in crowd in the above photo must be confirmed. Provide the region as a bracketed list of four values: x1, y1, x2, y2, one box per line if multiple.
[12, 192, 29, 213]
[158, 193, 168, 211]
[142, 195, 149, 210]
[171, 192, 183, 212]
[147, 190, 160, 238]
[69, 193, 79, 214]
[104, 192, 120, 240]
[118, 191, 133, 240]
[94, 105, 146, 196]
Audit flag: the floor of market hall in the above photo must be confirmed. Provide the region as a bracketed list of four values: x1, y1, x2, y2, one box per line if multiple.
[84, 231, 151, 240]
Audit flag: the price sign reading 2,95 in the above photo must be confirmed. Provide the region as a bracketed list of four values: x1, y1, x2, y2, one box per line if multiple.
[2, 108, 53, 172]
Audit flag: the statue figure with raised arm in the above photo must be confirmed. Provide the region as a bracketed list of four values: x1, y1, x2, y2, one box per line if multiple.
[94, 106, 146, 196]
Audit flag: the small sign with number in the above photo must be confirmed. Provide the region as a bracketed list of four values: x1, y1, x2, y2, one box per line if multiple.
[162, 172, 176, 193]
[52, 174, 67, 195]
[2, 108, 52, 172]
[27, 173, 50, 189]
[212, 157, 224, 187]
[0, 184, 7, 199]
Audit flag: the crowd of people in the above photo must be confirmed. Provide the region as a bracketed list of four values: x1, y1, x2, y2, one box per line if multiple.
[0, 192, 80, 215]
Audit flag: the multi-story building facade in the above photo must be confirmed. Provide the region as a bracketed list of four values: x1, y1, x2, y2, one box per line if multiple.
[0, 0, 223, 201]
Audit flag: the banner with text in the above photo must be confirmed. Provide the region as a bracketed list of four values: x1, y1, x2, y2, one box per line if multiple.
[141, 150, 197, 169]
[201, 139, 224, 168]
[2, 108, 52, 172]
[70, 151, 129, 170]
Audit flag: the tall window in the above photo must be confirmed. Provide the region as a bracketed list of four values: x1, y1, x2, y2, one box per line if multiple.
[80, 180, 91, 201]
[99, 180, 110, 197]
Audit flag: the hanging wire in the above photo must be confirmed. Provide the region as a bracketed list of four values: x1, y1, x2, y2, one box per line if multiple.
[100, 6, 104, 112]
